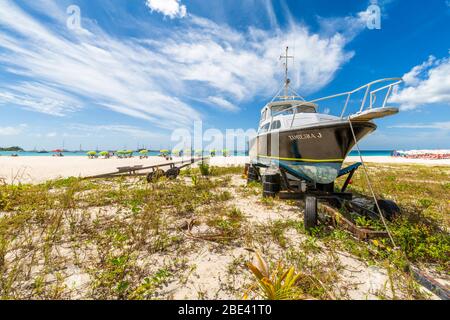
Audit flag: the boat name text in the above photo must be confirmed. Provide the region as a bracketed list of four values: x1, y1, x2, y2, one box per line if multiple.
[288, 133, 323, 141]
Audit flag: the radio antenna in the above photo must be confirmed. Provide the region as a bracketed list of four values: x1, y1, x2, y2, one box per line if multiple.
[280, 46, 294, 99]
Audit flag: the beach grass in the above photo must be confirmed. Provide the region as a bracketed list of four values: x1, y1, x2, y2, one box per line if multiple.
[0, 163, 448, 299]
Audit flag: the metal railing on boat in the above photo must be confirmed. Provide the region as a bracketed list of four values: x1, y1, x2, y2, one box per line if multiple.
[264, 78, 403, 130]
[309, 78, 403, 118]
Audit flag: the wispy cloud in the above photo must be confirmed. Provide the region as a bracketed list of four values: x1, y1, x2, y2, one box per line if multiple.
[0, 84, 81, 116]
[146, 0, 187, 19]
[390, 53, 450, 110]
[389, 121, 450, 130]
[207, 96, 239, 112]
[317, 10, 368, 40]
[68, 124, 163, 139]
[0, 124, 27, 136]
[0, 0, 359, 129]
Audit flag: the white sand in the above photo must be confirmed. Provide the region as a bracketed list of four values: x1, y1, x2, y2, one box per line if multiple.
[0, 155, 448, 184]
[0, 156, 250, 184]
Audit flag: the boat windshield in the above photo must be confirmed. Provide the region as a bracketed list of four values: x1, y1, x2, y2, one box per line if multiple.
[271, 104, 294, 116]
[296, 105, 316, 113]
[271, 104, 316, 116]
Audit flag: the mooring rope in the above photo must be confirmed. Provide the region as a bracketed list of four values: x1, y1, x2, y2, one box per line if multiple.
[347, 119, 397, 248]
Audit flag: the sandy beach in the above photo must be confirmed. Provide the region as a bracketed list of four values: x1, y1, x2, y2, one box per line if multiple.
[0, 156, 251, 184]
[0, 155, 449, 184]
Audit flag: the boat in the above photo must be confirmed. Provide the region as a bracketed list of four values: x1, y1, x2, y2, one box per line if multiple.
[249, 47, 403, 186]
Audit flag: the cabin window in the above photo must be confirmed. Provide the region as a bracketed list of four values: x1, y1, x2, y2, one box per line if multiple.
[259, 123, 270, 133]
[295, 105, 316, 113]
[270, 120, 281, 130]
[271, 104, 294, 116]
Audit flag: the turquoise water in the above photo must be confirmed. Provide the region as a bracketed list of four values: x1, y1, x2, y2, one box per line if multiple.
[348, 150, 393, 157]
[0, 150, 394, 157]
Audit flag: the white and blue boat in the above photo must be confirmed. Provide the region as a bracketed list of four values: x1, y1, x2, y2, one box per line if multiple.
[249, 47, 402, 186]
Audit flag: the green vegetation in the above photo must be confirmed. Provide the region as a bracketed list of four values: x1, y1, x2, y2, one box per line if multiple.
[246, 250, 304, 300]
[0, 162, 447, 300]
[199, 162, 210, 176]
[337, 163, 449, 270]
[0, 146, 24, 152]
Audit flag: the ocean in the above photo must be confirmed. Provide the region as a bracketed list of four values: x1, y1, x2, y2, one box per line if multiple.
[0, 150, 395, 157]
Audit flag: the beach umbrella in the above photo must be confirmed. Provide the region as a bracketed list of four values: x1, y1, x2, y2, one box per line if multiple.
[52, 149, 63, 153]
[87, 151, 97, 156]
[99, 151, 109, 157]
[222, 149, 229, 157]
[160, 149, 169, 156]
[139, 149, 148, 154]
[172, 149, 180, 156]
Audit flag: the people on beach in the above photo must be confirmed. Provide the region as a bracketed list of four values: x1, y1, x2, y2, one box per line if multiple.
[392, 150, 450, 160]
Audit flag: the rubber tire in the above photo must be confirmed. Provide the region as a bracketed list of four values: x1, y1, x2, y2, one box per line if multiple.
[146, 169, 165, 183]
[376, 199, 401, 221]
[165, 167, 180, 180]
[304, 196, 318, 230]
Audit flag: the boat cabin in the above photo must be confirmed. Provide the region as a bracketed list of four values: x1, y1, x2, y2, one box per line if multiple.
[258, 100, 319, 134]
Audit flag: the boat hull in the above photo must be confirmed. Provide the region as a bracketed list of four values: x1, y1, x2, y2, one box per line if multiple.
[250, 121, 376, 184]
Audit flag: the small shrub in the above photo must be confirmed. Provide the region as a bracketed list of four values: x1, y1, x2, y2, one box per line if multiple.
[245, 251, 304, 300]
[199, 162, 210, 176]
[418, 198, 433, 209]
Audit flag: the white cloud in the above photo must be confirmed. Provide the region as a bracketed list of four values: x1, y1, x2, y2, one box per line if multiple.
[207, 96, 239, 112]
[0, 84, 81, 116]
[69, 124, 161, 139]
[0, 124, 27, 136]
[0, 0, 358, 129]
[0, 0, 199, 128]
[160, 17, 355, 99]
[389, 54, 450, 110]
[146, 0, 187, 19]
[317, 11, 368, 40]
[389, 121, 450, 130]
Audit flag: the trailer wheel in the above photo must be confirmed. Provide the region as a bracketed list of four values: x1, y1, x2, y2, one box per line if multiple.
[304, 196, 318, 230]
[376, 199, 401, 221]
[146, 169, 165, 183]
[165, 167, 180, 180]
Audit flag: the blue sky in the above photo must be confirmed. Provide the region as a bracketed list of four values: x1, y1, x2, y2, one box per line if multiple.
[0, 0, 449, 151]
